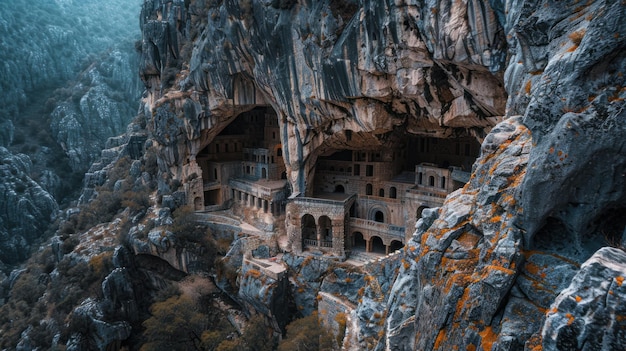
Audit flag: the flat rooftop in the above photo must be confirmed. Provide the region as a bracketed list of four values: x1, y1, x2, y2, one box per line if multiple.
[391, 171, 416, 184]
[311, 192, 355, 202]
[234, 177, 288, 190]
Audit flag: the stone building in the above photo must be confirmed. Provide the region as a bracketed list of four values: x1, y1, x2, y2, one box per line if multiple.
[188, 107, 289, 230]
[286, 136, 478, 259]
[185, 102, 478, 259]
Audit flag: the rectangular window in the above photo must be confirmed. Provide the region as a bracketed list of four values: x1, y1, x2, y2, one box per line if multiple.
[354, 164, 360, 176]
[366, 165, 373, 177]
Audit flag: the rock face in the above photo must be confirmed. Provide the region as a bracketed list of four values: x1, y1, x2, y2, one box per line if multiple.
[138, 0, 506, 193]
[0, 147, 58, 265]
[49, 46, 143, 172]
[136, 0, 626, 350]
[542, 247, 626, 351]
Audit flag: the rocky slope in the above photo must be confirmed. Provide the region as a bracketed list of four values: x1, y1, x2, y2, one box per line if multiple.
[136, 0, 626, 350]
[0, 0, 143, 269]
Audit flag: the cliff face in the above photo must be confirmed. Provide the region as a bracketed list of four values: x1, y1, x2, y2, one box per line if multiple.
[137, 0, 625, 349]
[140, 0, 506, 194]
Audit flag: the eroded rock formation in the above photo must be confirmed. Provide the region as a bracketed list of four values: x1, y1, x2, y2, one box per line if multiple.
[139, 0, 506, 195]
[0, 147, 58, 265]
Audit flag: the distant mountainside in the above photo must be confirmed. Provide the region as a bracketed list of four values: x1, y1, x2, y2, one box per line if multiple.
[0, 0, 142, 267]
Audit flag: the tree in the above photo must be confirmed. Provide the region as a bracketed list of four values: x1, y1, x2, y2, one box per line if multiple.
[140, 295, 207, 351]
[277, 312, 334, 351]
[215, 315, 275, 351]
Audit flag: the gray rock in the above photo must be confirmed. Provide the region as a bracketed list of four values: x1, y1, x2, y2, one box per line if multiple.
[542, 247, 626, 350]
[102, 268, 138, 321]
[252, 245, 270, 259]
[66, 298, 131, 351]
[0, 148, 58, 264]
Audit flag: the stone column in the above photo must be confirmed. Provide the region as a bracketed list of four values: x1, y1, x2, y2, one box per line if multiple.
[317, 225, 322, 246]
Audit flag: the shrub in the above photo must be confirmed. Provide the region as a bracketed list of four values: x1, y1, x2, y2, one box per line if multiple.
[140, 295, 207, 351]
[277, 312, 333, 351]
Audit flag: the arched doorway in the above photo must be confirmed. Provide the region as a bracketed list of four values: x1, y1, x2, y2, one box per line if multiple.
[194, 197, 203, 211]
[390, 240, 403, 252]
[352, 232, 366, 251]
[319, 216, 333, 245]
[389, 187, 397, 199]
[370, 236, 385, 254]
[366, 184, 373, 195]
[374, 211, 384, 223]
[429, 176, 435, 186]
[334, 184, 345, 193]
[301, 214, 317, 247]
[379, 188, 385, 197]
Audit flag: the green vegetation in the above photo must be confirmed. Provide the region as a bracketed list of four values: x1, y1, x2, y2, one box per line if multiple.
[216, 315, 276, 351]
[140, 295, 209, 351]
[277, 312, 334, 351]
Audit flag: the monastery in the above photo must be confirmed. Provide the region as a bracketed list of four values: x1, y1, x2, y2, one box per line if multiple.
[186, 106, 479, 259]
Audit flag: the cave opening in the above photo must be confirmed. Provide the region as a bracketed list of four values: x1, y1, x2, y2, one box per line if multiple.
[195, 106, 288, 216]
[308, 130, 481, 259]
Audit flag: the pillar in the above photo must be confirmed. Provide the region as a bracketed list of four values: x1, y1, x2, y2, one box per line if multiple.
[317, 223, 322, 246]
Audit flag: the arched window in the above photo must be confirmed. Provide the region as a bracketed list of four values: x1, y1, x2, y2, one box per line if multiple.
[352, 232, 366, 250]
[389, 187, 397, 199]
[319, 216, 332, 242]
[418, 172, 423, 184]
[301, 214, 317, 245]
[429, 176, 435, 187]
[374, 211, 384, 223]
[390, 240, 404, 252]
[366, 184, 373, 195]
[262, 168, 267, 179]
[277, 148, 282, 156]
[441, 176, 446, 189]
[417, 206, 429, 219]
[379, 188, 385, 197]
[334, 184, 345, 193]
[371, 236, 385, 253]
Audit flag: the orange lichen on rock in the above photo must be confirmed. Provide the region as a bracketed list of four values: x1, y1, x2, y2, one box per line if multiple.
[490, 215, 502, 223]
[566, 313, 575, 325]
[526, 334, 543, 351]
[524, 80, 532, 94]
[479, 326, 498, 351]
[575, 295, 582, 303]
[433, 329, 447, 349]
[524, 261, 541, 275]
[616, 276, 624, 286]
